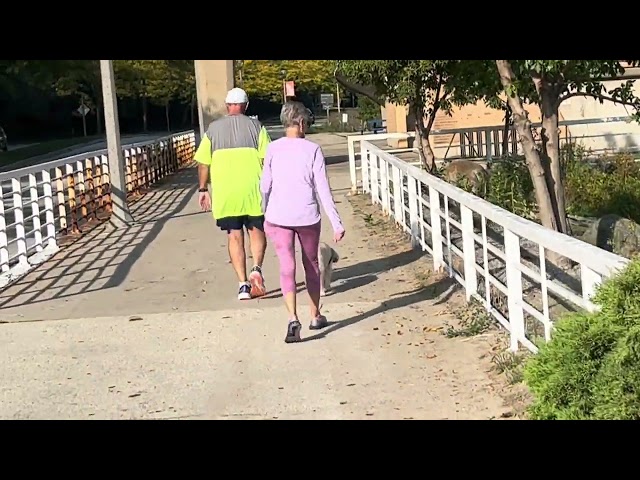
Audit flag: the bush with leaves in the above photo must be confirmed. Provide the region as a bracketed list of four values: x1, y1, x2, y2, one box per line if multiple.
[524, 258, 640, 419]
[486, 157, 536, 219]
[563, 144, 640, 223]
[438, 157, 536, 218]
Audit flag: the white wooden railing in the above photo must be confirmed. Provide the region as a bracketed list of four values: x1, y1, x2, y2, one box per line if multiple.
[354, 136, 629, 353]
[0, 130, 196, 288]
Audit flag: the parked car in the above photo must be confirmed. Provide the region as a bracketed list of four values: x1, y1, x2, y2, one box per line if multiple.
[0, 126, 7, 152]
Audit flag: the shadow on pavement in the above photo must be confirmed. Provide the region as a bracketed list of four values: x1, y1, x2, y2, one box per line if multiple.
[301, 275, 458, 343]
[0, 166, 199, 311]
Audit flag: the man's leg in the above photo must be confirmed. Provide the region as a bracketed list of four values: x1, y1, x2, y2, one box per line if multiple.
[246, 216, 267, 298]
[217, 217, 251, 300]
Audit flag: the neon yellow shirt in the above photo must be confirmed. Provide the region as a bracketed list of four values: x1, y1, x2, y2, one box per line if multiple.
[194, 115, 271, 219]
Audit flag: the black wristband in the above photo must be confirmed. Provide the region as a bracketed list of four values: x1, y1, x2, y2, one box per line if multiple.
[198, 187, 208, 193]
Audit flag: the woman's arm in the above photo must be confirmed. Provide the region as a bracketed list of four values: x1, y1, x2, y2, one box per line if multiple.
[312, 145, 344, 233]
[260, 149, 273, 214]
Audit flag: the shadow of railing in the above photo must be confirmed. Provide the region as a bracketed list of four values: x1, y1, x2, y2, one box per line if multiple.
[0, 166, 198, 310]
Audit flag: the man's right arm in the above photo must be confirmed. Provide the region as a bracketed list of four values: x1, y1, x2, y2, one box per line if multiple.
[194, 134, 213, 189]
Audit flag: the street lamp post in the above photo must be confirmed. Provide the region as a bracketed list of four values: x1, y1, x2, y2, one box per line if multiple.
[281, 68, 287, 104]
[99, 60, 134, 228]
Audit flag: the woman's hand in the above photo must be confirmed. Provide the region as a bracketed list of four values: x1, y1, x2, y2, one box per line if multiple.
[334, 229, 345, 243]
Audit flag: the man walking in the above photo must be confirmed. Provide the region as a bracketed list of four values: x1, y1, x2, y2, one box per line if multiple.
[195, 87, 271, 300]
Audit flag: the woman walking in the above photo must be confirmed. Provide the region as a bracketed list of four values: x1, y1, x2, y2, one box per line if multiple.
[261, 101, 345, 343]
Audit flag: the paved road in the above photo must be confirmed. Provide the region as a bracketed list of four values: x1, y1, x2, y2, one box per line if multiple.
[0, 132, 171, 174]
[0, 132, 510, 420]
[6, 142, 40, 152]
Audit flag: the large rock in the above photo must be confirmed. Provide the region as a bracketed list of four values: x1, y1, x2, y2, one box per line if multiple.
[581, 214, 640, 259]
[442, 160, 489, 196]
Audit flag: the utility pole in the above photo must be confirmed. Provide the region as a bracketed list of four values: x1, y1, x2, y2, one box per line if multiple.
[99, 60, 134, 228]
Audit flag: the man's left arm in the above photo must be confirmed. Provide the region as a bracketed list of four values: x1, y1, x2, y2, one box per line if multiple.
[195, 134, 213, 189]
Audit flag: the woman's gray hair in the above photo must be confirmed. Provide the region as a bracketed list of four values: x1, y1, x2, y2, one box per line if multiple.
[280, 101, 311, 128]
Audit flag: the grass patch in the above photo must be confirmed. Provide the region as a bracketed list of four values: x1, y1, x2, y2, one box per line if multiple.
[444, 298, 494, 338]
[0, 136, 101, 166]
[492, 351, 527, 385]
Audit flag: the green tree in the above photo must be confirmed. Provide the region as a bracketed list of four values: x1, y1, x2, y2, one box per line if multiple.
[357, 96, 383, 132]
[51, 60, 104, 134]
[494, 60, 640, 235]
[240, 60, 335, 100]
[144, 60, 184, 132]
[336, 60, 483, 172]
[114, 60, 151, 132]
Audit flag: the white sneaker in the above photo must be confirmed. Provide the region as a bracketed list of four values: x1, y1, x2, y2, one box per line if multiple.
[238, 283, 251, 300]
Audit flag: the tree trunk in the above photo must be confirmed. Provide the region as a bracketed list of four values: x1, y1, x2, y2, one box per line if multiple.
[142, 96, 148, 132]
[496, 60, 559, 233]
[411, 105, 437, 173]
[540, 90, 569, 234]
[181, 103, 190, 127]
[165, 102, 171, 132]
[502, 105, 512, 157]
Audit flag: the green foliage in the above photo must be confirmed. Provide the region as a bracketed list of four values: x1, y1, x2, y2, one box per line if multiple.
[239, 60, 335, 99]
[357, 96, 382, 126]
[524, 258, 640, 420]
[563, 144, 640, 223]
[336, 60, 488, 117]
[486, 157, 536, 219]
[440, 157, 535, 218]
[114, 60, 195, 105]
[501, 60, 640, 111]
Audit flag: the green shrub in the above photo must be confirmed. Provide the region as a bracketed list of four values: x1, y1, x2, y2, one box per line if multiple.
[486, 156, 536, 218]
[524, 258, 640, 419]
[563, 144, 640, 223]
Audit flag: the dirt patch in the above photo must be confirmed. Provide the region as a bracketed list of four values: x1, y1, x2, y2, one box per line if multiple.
[347, 193, 532, 419]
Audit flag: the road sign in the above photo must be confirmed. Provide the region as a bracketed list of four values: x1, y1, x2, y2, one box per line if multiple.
[285, 81, 295, 97]
[77, 104, 90, 117]
[320, 93, 334, 108]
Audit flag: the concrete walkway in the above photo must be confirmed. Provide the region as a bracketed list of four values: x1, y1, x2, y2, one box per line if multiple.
[0, 134, 511, 420]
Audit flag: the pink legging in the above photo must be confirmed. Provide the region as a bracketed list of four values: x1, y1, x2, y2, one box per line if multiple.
[264, 220, 321, 296]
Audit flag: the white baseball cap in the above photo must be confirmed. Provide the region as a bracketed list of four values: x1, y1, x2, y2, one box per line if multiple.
[225, 87, 249, 104]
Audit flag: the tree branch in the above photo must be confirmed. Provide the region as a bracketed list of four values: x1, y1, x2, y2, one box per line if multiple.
[334, 73, 385, 106]
[560, 91, 640, 108]
[425, 74, 444, 132]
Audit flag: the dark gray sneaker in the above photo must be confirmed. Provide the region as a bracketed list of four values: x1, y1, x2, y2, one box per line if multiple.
[309, 315, 328, 330]
[285, 320, 302, 343]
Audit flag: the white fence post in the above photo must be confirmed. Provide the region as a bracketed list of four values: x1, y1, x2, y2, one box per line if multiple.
[348, 137, 358, 194]
[12, 178, 28, 265]
[41, 169, 56, 247]
[429, 186, 444, 270]
[361, 144, 370, 193]
[407, 176, 419, 247]
[504, 229, 525, 352]
[28, 173, 43, 253]
[392, 166, 403, 223]
[460, 205, 478, 300]
[580, 265, 602, 311]
[0, 184, 8, 272]
[379, 158, 389, 214]
[370, 154, 379, 205]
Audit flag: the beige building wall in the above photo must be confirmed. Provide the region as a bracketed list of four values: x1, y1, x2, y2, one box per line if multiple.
[385, 81, 640, 159]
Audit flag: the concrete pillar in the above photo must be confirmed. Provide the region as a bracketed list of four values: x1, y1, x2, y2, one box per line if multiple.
[385, 102, 409, 148]
[194, 60, 234, 137]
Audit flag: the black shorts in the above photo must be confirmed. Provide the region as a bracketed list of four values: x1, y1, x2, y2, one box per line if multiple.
[216, 215, 265, 233]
